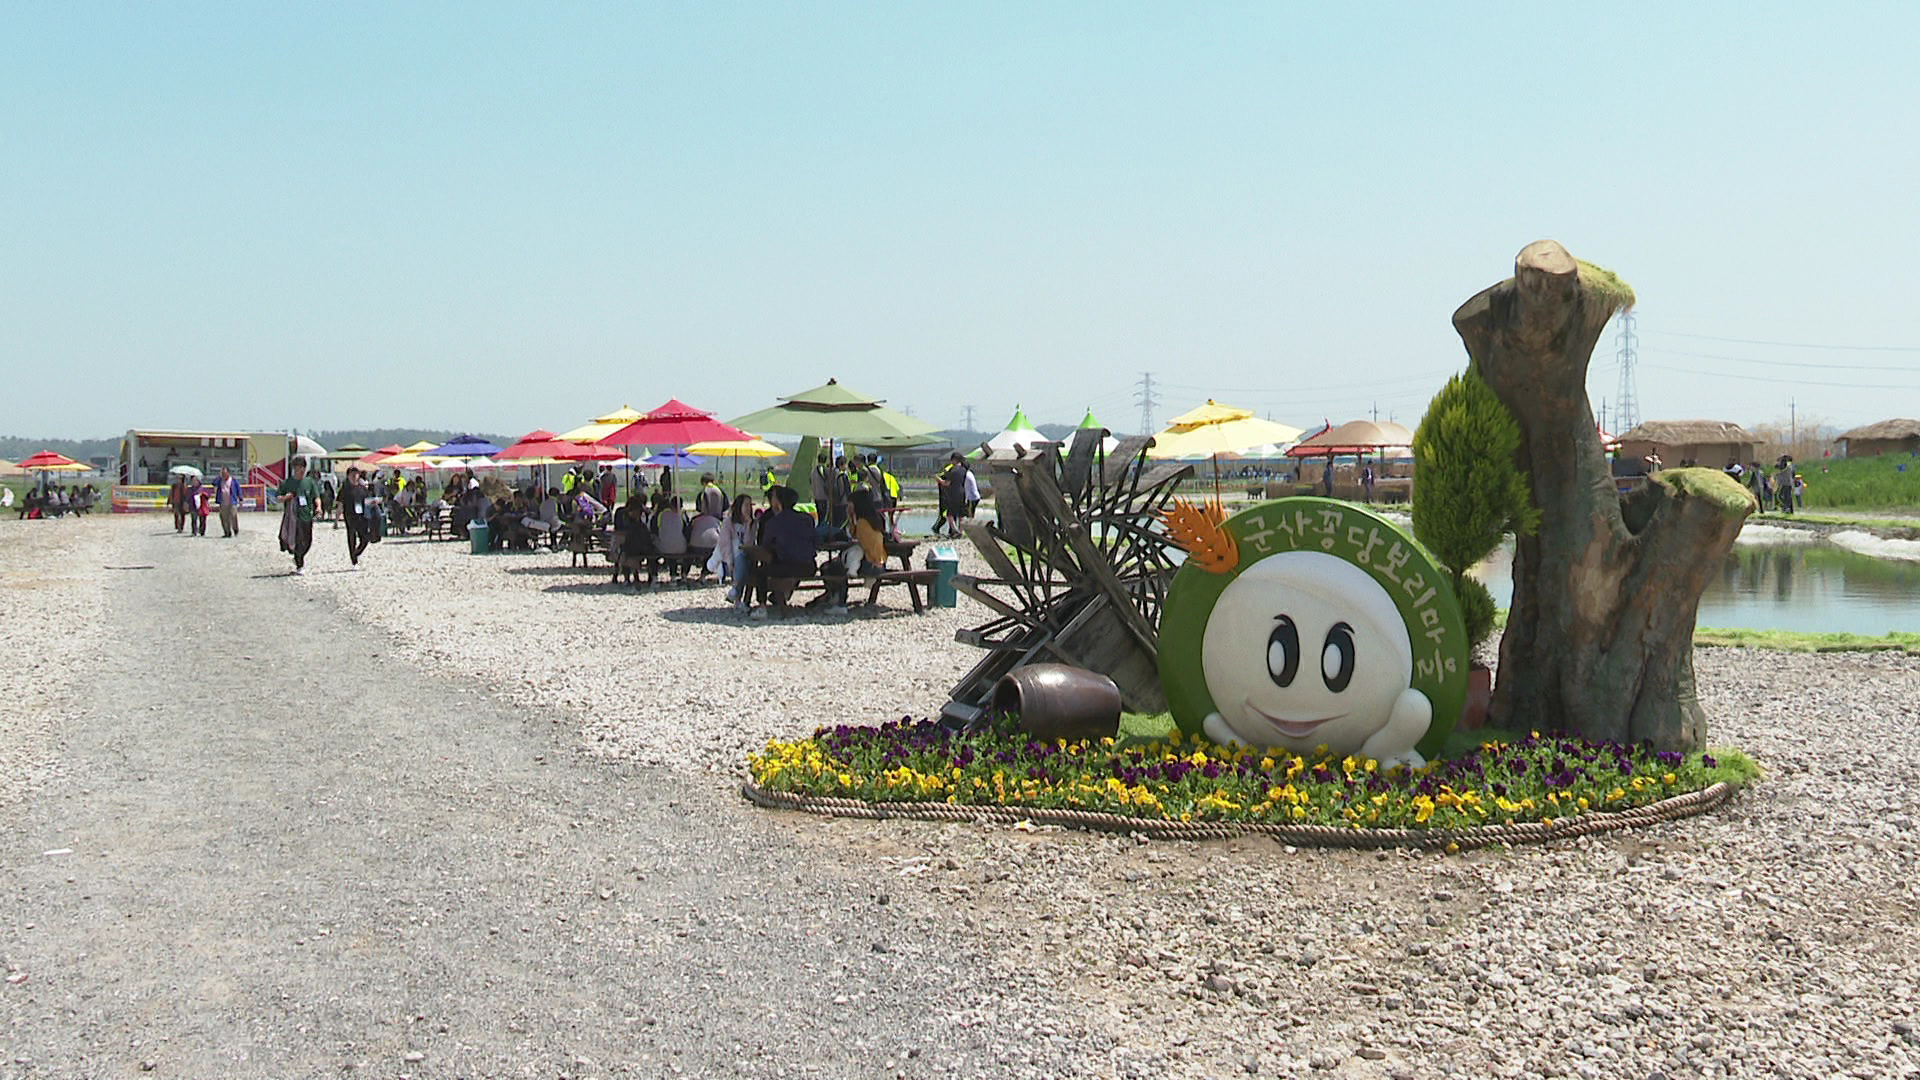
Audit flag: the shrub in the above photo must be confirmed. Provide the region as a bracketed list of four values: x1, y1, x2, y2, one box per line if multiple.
[1412, 369, 1537, 647]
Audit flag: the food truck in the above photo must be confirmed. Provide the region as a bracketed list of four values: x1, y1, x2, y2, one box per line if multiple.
[113, 430, 329, 512]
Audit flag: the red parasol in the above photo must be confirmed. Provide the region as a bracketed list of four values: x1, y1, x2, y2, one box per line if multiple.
[603, 399, 752, 449]
[16, 450, 87, 471]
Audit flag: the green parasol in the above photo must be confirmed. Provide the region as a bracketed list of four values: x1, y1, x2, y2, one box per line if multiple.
[730, 378, 941, 490]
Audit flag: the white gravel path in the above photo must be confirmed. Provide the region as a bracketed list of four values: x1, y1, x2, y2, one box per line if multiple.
[30, 516, 1918, 1078]
[292, 525, 984, 772]
[0, 517, 113, 810]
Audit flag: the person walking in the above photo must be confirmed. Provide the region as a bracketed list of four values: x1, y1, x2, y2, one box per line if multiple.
[169, 474, 188, 532]
[189, 476, 210, 536]
[215, 466, 242, 537]
[934, 453, 963, 537]
[340, 466, 374, 567]
[319, 471, 338, 528]
[1359, 462, 1376, 504]
[276, 457, 321, 574]
[1774, 455, 1797, 514]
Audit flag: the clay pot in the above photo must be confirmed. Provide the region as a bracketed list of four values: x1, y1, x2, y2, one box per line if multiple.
[993, 664, 1122, 742]
[1457, 664, 1493, 732]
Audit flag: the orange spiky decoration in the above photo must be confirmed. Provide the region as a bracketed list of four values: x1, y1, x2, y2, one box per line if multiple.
[1163, 499, 1238, 574]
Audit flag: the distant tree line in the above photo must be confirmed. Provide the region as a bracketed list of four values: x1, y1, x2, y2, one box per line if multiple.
[0, 436, 120, 462]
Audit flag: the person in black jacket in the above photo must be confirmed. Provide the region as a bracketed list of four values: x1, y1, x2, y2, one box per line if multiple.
[340, 466, 374, 566]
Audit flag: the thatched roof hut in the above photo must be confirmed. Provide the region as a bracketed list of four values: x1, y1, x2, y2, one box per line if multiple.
[1616, 420, 1758, 470]
[1835, 418, 1920, 458]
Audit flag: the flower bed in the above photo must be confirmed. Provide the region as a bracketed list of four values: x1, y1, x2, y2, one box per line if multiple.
[747, 719, 1755, 832]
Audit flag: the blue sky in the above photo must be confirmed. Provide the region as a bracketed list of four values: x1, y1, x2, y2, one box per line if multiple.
[5, 2, 1918, 439]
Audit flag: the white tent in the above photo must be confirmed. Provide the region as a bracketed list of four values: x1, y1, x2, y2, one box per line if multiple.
[1221, 442, 1296, 460]
[1074, 407, 1121, 458]
[971, 406, 1052, 462]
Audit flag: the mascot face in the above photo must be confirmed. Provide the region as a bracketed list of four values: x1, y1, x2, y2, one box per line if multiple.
[1198, 551, 1414, 755]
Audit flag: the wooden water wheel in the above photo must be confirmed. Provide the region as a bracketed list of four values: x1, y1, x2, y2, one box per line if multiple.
[942, 429, 1194, 725]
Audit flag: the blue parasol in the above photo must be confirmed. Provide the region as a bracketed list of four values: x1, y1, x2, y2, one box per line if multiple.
[427, 434, 504, 458]
[644, 450, 703, 467]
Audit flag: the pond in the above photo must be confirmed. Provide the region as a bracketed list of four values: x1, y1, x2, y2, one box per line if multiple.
[904, 508, 1920, 635]
[1470, 529, 1920, 635]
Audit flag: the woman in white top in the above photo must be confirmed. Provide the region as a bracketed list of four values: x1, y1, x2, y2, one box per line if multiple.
[714, 494, 756, 607]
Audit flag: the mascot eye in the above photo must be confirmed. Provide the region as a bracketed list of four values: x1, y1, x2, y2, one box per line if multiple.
[1322, 622, 1355, 692]
[1266, 615, 1300, 687]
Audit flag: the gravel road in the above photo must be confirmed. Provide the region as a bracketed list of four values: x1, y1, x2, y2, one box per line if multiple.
[0, 519, 1101, 1078]
[7, 516, 1920, 1079]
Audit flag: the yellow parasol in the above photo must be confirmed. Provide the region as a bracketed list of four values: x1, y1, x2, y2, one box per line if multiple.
[374, 440, 444, 468]
[1148, 401, 1304, 459]
[684, 437, 785, 458]
[1148, 400, 1305, 502]
[683, 436, 788, 497]
[556, 405, 647, 444]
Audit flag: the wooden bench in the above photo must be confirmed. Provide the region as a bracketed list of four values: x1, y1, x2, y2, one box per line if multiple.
[568, 518, 602, 566]
[764, 568, 939, 615]
[607, 547, 714, 586]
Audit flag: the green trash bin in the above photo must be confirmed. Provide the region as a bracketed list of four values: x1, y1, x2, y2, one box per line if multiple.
[469, 521, 490, 555]
[929, 545, 959, 608]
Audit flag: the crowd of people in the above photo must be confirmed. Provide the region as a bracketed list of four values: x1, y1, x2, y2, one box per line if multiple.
[1719, 454, 1805, 513]
[243, 451, 937, 608]
[933, 452, 977, 537]
[9, 482, 98, 519]
[167, 469, 245, 536]
[589, 458, 903, 617]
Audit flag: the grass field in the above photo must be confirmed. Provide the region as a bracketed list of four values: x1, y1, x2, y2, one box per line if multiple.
[1752, 509, 1920, 530]
[1692, 628, 1920, 653]
[1794, 455, 1920, 509]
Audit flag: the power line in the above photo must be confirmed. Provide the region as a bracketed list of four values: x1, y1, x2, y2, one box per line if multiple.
[1640, 362, 1920, 390]
[1135, 372, 1160, 435]
[1644, 347, 1920, 372]
[1154, 368, 1457, 395]
[960, 405, 977, 432]
[1614, 312, 1640, 433]
[1646, 330, 1920, 352]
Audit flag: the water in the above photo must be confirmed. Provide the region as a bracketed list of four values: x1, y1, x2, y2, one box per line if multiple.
[1471, 532, 1920, 635]
[905, 505, 1920, 635]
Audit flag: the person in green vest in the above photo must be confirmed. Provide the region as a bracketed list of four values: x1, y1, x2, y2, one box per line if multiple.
[275, 456, 321, 574]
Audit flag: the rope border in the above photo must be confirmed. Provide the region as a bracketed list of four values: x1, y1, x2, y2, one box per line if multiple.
[740, 779, 1736, 849]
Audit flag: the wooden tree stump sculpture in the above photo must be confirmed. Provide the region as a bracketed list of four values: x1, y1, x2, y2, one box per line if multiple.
[1454, 241, 1756, 750]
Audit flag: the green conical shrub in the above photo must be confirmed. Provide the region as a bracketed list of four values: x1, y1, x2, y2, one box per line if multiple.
[1412, 369, 1538, 648]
